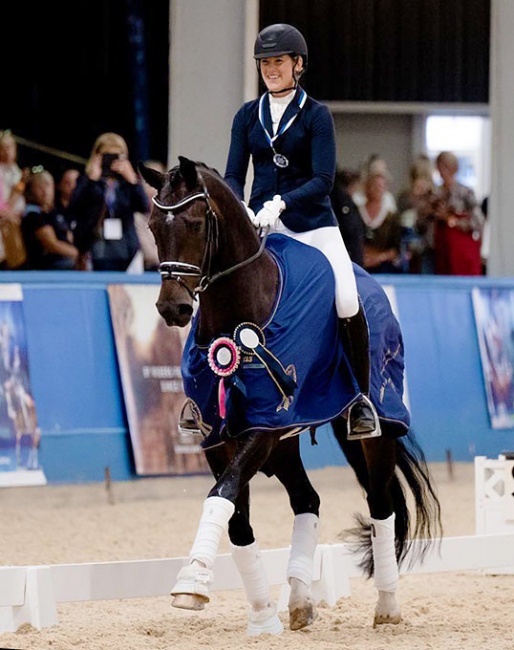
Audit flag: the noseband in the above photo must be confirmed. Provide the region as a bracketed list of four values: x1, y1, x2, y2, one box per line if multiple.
[152, 171, 268, 299]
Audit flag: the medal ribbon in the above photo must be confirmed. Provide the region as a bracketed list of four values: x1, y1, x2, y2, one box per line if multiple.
[259, 89, 307, 150]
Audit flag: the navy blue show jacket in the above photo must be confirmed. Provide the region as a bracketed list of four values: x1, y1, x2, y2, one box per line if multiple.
[224, 87, 338, 233]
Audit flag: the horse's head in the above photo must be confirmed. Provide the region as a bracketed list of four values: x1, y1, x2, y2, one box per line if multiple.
[139, 156, 256, 329]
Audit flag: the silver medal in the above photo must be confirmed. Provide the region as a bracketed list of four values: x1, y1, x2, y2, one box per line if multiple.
[273, 153, 289, 168]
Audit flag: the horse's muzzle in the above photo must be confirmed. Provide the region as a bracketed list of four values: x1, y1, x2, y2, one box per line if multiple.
[156, 301, 193, 327]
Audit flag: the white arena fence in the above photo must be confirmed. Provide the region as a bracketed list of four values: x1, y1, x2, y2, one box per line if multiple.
[0, 454, 513, 634]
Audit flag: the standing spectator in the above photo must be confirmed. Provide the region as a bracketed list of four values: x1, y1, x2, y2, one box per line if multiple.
[353, 154, 397, 214]
[0, 130, 26, 269]
[69, 132, 148, 271]
[330, 168, 365, 266]
[480, 195, 489, 275]
[21, 168, 79, 270]
[396, 154, 436, 273]
[134, 160, 166, 271]
[419, 151, 484, 276]
[358, 169, 403, 274]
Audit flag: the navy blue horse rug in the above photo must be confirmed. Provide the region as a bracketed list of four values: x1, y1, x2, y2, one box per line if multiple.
[181, 234, 409, 447]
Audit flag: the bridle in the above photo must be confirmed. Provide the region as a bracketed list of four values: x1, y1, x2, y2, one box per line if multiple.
[152, 170, 268, 300]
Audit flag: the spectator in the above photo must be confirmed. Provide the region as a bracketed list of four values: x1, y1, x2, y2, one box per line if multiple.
[69, 132, 148, 271]
[330, 168, 365, 266]
[353, 154, 397, 214]
[358, 169, 403, 274]
[134, 160, 166, 271]
[21, 168, 79, 270]
[396, 154, 436, 273]
[419, 151, 484, 276]
[55, 168, 80, 225]
[0, 130, 26, 269]
[480, 195, 489, 275]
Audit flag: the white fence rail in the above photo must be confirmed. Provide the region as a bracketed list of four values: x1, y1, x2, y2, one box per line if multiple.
[1, 534, 513, 634]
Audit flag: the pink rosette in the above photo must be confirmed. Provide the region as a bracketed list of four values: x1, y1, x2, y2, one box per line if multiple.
[207, 337, 241, 377]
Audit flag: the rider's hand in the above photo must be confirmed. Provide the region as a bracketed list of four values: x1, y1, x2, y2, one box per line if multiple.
[241, 201, 258, 226]
[254, 195, 286, 229]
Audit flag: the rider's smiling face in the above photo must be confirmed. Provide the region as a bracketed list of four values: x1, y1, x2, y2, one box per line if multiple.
[259, 55, 302, 94]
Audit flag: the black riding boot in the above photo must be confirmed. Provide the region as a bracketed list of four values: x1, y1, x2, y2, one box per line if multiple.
[339, 305, 381, 440]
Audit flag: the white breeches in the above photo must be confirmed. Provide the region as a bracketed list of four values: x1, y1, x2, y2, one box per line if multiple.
[272, 223, 359, 318]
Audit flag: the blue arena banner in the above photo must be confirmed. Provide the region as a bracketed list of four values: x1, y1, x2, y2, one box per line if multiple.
[0, 284, 46, 487]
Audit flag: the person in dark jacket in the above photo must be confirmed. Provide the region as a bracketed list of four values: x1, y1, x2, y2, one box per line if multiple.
[224, 23, 380, 441]
[330, 168, 365, 266]
[69, 132, 148, 271]
[21, 169, 79, 270]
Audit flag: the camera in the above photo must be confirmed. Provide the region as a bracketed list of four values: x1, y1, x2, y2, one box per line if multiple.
[101, 153, 120, 178]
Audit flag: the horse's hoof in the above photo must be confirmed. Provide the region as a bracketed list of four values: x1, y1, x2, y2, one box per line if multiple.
[373, 612, 402, 628]
[171, 593, 207, 610]
[170, 563, 212, 610]
[247, 603, 284, 637]
[289, 599, 317, 631]
[373, 590, 401, 627]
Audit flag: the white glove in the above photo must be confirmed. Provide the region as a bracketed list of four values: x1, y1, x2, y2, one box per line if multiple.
[254, 195, 286, 230]
[241, 201, 258, 226]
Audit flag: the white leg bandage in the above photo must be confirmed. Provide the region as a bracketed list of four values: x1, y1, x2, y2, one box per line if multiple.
[231, 541, 270, 610]
[287, 513, 320, 586]
[370, 513, 398, 593]
[189, 496, 235, 569]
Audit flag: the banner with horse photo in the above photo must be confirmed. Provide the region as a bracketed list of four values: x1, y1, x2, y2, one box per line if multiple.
[472, 287, 514, 429]
[0, 284, 46, 487]
[107, 284, 209, 476]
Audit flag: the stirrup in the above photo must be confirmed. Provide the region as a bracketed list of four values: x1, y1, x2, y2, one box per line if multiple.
[178, 398, 204, 436]
[178, 417, 201, 436]
[347, 395, 382, 440]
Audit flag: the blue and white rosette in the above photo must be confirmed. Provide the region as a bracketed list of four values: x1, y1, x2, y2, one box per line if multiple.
[233, 322, 297, 411]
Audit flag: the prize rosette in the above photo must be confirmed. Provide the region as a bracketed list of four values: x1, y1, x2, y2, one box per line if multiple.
[233, 322, 265, 354]
[207, 337, 241, 377]
[233, 322, 297, 411]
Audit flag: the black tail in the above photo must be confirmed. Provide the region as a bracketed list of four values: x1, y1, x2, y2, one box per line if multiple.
[332, 419, 442, 578]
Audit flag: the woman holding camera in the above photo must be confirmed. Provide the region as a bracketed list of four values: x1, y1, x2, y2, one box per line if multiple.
[69, 132, 148, 271]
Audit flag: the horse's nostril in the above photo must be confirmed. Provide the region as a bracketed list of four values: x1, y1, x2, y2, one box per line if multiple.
[178, 304, 194, 316]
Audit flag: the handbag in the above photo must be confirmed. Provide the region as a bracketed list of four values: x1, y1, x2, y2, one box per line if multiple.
[435, 214, 482, 276]
[0, 219, 27, 269]
[445, 225, 482, 275]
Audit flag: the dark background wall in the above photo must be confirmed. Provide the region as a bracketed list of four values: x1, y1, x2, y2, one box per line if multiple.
[260, 0, 490, 103]
[0, 0, 170, 178]
[0, 0, 490, 181]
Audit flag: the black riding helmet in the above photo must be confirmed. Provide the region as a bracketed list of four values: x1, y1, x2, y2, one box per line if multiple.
[254, 23, 308, 69]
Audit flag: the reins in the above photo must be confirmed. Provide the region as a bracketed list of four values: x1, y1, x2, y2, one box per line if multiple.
[152, 170, 268, 299]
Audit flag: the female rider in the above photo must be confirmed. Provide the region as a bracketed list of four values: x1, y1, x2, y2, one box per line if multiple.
[224, 23, 380, 441]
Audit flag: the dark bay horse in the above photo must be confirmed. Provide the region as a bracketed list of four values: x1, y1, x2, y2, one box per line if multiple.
[139, 157, 441, 636]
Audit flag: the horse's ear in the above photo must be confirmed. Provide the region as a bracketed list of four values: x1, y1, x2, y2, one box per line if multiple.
[178, 156, 198, 190]
[138, 161, 165, 191]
